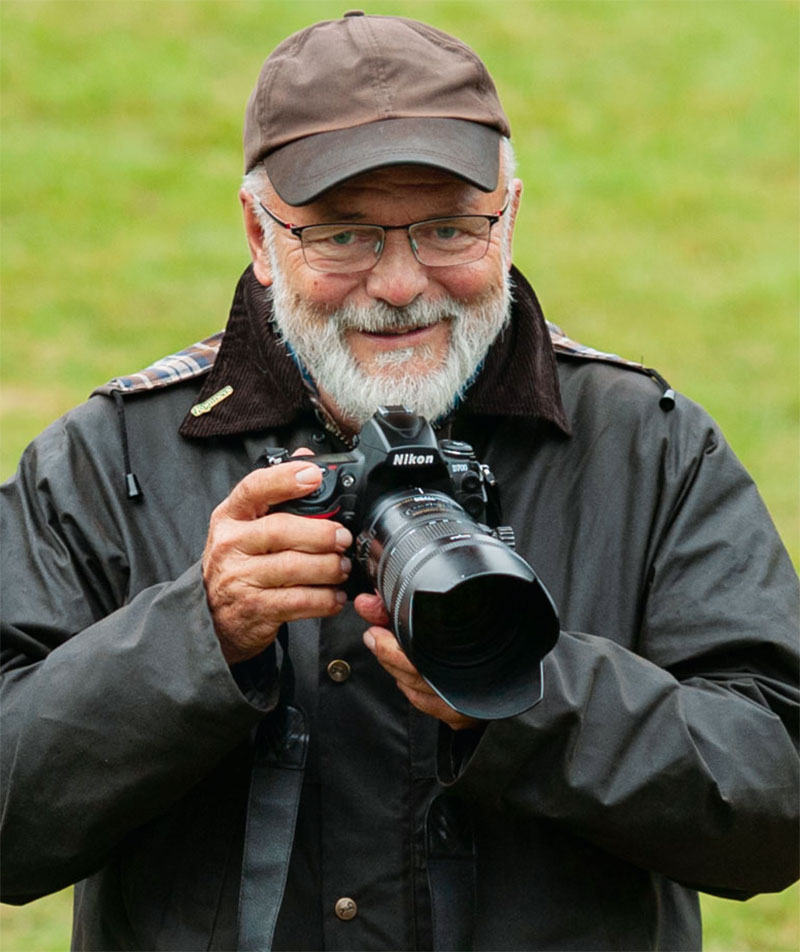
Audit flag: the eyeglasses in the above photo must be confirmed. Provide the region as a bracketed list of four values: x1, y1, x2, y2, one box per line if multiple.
[258, 200, 510, 274]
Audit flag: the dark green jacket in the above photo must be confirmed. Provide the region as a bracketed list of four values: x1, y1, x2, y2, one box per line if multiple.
[2, 269, 797, 950]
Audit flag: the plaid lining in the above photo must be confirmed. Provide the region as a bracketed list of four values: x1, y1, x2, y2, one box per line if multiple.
[547, 322, 644, 372]
[106, 332, 225, 393]
[104, 323, 646, 396]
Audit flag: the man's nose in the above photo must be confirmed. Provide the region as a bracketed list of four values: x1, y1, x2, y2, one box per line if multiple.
[364, 230, 428, 307]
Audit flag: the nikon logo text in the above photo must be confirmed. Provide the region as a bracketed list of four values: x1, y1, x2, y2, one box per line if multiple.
[392, 452, 435, 466]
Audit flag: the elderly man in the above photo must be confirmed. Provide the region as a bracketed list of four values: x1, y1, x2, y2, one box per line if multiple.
[1, 12, 797, 952]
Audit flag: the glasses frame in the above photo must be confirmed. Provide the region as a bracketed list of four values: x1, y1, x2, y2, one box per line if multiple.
[257, 198, 510, 273]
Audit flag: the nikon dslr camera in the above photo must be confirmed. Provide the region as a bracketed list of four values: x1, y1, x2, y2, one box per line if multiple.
[259, 406, 558, 719]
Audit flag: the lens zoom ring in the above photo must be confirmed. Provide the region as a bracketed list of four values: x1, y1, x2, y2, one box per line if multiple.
[379, 518, 471, 605]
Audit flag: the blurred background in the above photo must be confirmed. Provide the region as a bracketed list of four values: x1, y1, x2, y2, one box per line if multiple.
[1, 1, 797, 949]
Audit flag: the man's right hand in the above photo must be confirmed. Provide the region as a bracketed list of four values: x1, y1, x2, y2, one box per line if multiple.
[202, 458, 353, 664]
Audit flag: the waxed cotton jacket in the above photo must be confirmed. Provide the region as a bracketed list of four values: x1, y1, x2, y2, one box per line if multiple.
[1, 268, 798, 951]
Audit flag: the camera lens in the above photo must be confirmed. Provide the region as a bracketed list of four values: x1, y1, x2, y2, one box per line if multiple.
[357, 490, 559, 719]
[412, 575, 522, 667]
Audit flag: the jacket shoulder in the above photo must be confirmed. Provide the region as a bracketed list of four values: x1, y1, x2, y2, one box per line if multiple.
[547, 321, 642, 371]
[546, 321, 676, 411]
[92, 332, 224, 396]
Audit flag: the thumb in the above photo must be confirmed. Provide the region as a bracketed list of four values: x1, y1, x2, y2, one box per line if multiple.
[221, 461, 323, 520]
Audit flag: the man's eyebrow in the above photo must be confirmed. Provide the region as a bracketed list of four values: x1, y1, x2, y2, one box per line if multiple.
[311, 191, 486, 223]
[313, 204, 368, 222]
[311, 206, 482, 223]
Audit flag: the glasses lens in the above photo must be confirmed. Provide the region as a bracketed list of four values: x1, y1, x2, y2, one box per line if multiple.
[410, 217, 491, 267]
[301, 225, 383, 273]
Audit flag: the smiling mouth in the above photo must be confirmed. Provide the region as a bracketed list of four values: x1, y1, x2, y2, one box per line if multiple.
[359, 322, 442, 340]
[365, 325, 420, 335]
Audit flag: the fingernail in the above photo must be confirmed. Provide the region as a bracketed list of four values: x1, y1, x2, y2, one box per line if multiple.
[335, 528, 352, 549]
[340, 556, 352, 574]
[336, 590, 347, 604]
[295, 465, 321, 485]
[363, 631, 376, 651]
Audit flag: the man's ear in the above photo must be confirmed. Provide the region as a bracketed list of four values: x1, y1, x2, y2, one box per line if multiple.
[503, 178, 523, 271]
[239, 187, 272, 287]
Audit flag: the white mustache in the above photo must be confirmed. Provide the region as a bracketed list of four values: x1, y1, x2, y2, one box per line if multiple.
[329, 299, 451, 334]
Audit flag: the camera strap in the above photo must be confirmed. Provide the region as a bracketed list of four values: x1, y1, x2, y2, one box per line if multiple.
[237, 626, 307, 951]
[426, 795, 477, 950]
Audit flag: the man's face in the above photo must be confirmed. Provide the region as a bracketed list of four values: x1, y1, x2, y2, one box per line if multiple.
[244, 164, 519, 429]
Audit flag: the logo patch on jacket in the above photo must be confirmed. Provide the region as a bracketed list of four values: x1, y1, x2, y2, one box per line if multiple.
[190, 385, 234, 417]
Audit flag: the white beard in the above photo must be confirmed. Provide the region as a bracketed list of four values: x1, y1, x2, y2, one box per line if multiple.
[265, 252, 512, 428]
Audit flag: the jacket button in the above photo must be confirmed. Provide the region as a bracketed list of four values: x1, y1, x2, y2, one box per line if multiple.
[334, 897, 358, 920]
[327, 659, 351, 682]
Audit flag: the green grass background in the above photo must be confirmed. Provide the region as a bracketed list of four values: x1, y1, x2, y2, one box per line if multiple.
[1, 1, 797, 949]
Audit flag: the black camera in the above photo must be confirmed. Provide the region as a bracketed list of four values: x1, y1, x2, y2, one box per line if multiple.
[258, 406, 559, 719]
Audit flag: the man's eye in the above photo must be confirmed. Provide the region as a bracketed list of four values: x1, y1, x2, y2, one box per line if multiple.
[434, 225, 460, 240]
[304, 226, 367, 248]
[415, 221, 477, 245]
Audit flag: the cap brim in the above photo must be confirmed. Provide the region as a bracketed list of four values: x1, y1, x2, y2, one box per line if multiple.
[263, 117, 501, 206]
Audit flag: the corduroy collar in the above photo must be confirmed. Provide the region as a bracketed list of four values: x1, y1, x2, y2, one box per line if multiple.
[179, 264, 569, 439]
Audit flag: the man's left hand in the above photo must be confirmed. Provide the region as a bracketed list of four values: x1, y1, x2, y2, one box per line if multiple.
[353, 593, 481, 731]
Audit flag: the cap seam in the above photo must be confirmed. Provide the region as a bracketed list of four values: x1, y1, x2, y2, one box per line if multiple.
[404, 19, 489, 86]
[257, 30, 305, 154]
[356, 16, 394, 120]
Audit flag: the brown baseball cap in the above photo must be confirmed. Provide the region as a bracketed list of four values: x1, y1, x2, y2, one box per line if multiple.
[243, 11, 511, 205]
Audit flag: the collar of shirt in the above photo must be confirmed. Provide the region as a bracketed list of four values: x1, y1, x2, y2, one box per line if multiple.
[179, 264, 570, 440]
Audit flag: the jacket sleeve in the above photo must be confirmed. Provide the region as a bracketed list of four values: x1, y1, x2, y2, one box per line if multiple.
[0, 412, 276, 904]
[440, 402, 799, 898]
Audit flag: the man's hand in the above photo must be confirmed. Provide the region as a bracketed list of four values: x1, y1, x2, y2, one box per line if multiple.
[203, 456, 352, 664]
[354, 593, 481, 731]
